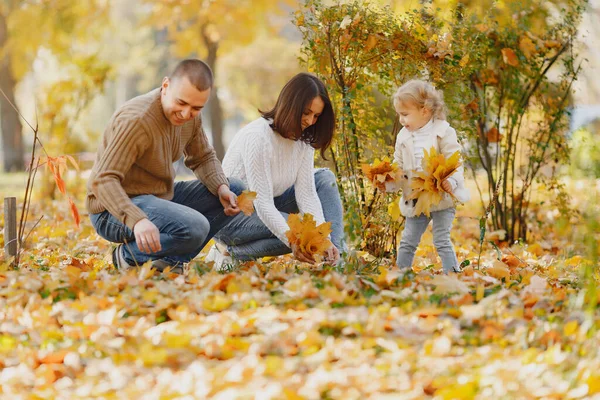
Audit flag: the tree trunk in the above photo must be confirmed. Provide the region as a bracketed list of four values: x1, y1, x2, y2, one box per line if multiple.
[201, 27, 225, 160]
[0, 12, 25, 172]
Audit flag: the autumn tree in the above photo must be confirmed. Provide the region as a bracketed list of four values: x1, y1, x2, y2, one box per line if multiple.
[142, 0, 295, 160]
[218, 36, 303, 120]
[296, 0, 586, 252]
[295, 0, 476, 255]
[0, 1, 24, 172]
[0, 0, 109, 172]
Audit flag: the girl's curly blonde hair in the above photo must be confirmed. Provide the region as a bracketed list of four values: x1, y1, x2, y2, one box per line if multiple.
[392, 79, 447, 120]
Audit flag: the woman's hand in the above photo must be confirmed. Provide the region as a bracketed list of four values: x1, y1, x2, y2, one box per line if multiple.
[291, 243, 314, 264]
[325, 245, 340, 264]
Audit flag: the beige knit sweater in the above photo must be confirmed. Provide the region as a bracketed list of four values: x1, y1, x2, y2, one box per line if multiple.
[86, 88, 228, 229]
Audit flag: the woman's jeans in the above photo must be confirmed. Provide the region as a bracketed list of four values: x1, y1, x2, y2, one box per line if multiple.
[90, 178, 245, 266]
[214, 169, 347, 260]
[396, 207, 459, 273]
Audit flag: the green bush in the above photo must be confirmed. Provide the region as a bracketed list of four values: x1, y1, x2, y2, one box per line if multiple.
[569, 125, 600, 178]
[295, 0, 587, 251]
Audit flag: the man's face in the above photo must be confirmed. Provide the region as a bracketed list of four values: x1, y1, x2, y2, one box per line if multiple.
[160, 76, 211, 126]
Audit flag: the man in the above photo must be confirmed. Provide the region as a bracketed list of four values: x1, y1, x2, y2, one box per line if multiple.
[86, 59, 243, 273]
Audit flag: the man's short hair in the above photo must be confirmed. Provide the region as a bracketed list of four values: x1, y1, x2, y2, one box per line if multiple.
[171, 59, 213, 91]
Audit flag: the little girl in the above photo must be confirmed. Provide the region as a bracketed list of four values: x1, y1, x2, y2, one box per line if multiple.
[391, 80, 470, 273]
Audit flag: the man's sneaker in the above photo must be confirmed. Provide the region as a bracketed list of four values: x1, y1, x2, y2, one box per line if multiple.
[205, 244, 234, 272]
[112, 246, 183, 274]
[112, 244, 135, 270]
[152, 259, 184, 275]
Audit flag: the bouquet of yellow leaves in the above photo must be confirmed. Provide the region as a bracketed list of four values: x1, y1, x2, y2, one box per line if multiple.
[361, 157, 403, 192]
[408, 147, 461, 217]
[286, 213, 333, 262]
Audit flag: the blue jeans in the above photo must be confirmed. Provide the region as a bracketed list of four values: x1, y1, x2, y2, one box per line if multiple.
[396, 208, 459, 273]
[214, 169, 347, 260]
[90, 178, 245, 266]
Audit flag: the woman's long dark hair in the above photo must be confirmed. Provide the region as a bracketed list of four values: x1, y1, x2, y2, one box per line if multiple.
[260, 73, 335, 159]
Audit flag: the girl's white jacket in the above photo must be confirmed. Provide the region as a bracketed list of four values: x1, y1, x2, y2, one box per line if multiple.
[392, 119, 471, 218]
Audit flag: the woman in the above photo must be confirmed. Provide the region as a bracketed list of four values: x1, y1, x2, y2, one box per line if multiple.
[207, 72, 346, 269]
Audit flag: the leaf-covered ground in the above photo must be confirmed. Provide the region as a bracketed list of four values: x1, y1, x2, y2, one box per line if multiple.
[0, 179, 599, 399]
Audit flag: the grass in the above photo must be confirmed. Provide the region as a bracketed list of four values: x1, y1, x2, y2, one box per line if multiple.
[0, 171, 27, 199]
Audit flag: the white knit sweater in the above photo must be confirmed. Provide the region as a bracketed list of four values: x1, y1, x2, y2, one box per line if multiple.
[222, 118, 325, 246]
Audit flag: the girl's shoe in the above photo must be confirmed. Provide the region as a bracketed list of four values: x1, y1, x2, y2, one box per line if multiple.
[444, 264, 462, 274]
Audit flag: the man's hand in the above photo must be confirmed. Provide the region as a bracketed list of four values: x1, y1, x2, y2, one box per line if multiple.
[325, 245, 340, 264]
[217, 184, 241, 216]
[291, 243, 314, 264]
[442, 179, 453, 194]
[133, 218, 161, 253]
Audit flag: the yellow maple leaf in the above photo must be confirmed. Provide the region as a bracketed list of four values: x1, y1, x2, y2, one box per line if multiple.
[475, 23, 489, 32]
[588, 374, 600, 394]
[487, 260, 510, 280]
[387, 198, 401, 221]
[237, 190, 257, 216]
[286, 214, 332, 262]
[408, 147, 462, 217]
[501, 47, 519, 67]
[361, 157, 401, 191]
[544, 39, 562, 49]
[519, 35, 537, 59]
[365, 34, 378, 52]
[459, 53, 470, 68]
[202, 293, 232, 312]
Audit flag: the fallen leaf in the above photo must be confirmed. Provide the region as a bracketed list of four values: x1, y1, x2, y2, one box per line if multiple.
[527, 243, 544, 257]
[213, 273, 236, 292]
[430, 275, 470, 295]
[417, 307, 444, 318]
[486, 260, 510, 280]
[202, 293, 233, 312]
[502, 255, 526, 270]
[588, 374, 600, 394]
[563, 320, 578, 337]
[38, 349, 69, 364]
[523, 275, 547, 295]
